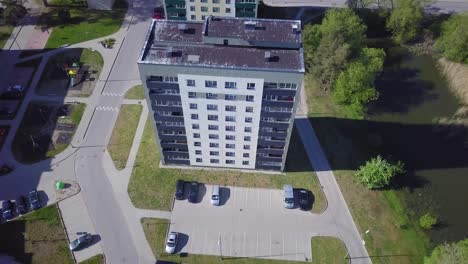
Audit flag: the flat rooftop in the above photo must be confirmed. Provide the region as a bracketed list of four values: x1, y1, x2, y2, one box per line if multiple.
[138, 17, 304, 73]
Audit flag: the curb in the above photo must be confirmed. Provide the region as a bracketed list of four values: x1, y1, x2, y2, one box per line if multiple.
[56, 203, 78, 263]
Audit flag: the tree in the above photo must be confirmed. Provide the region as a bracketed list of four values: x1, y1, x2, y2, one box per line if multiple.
[419, 213, 438, 229]
[424, 239, 468, 264]
[58, 8, 71, 23]
[0, 0, 26, 25]
[311, 34, 351, 92]
[355, 155, 405, 189]
[303, 24, 321, 64]
[332, 48, 385, 117]
[435, 13, 468, 64]
[386, 0, 423, 43]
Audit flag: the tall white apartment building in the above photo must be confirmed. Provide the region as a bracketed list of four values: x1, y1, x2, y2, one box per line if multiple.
[137, 16, 304, 171]
[163, 0, 258, 21]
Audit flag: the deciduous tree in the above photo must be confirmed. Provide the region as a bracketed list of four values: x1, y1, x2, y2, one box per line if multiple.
[355, 155, 405, 189]
[424, 239, 468, 264]
[386, 0, 423, 43]
[435, 13, 468, 64]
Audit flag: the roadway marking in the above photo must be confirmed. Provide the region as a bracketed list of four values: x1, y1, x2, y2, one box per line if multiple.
[102, 92, 124, 97]
[96, 106, 119, 111]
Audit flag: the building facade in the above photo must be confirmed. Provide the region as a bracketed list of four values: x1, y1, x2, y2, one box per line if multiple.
[163, 0, 258, 21]
[137, 16, 304, 171]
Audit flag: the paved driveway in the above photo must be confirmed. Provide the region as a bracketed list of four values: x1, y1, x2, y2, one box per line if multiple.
[170, 185, 312, 262]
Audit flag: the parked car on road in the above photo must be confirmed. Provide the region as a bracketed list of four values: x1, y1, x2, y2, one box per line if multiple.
[153, 7, 165, 19]
[298, 189, 311, 211]
[2, 200, 14, 221]
[165, 232, 178, 254]
[283, 185, 294, 209]
[175, 179, 185, 200]
[69, 233, 93, 251]
[28, 190, 41, 210]
[7, 84, 24, 92]
[210, 185, 220, 206]
[15, 195, 28, 215]
[188, 182, 199, 203]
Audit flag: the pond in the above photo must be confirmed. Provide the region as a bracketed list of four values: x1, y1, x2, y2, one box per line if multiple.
[369, 43, 468, 243]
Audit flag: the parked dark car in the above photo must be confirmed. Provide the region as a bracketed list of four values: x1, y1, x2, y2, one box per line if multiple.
[188, 182, 199, 203]
[298, 189, 311, 211]
[15, 195, 28, 215]
[69, 233, 93, 251]
[175, 180, 185, 200]
[2, 200, 14, 221]
[28, 190, 41, 210]
[153, 7, 165, 19]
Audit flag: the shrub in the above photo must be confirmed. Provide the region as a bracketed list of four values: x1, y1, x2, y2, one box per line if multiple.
[419, 213, 438, 229]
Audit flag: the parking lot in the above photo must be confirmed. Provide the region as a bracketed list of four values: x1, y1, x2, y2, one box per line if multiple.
[170, 185, 314, 262]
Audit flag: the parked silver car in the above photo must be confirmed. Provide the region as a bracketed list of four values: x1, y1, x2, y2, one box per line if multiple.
[165, 232, 178, 254]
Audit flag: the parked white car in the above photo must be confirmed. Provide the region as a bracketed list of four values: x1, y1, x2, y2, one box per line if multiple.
[210, 185, 220, 206]
[165, 232, 178, 254]
[7, 84, 24, 92]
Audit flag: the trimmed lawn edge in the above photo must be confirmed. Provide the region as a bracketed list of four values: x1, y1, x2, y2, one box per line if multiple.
[125, 84, 145, 100]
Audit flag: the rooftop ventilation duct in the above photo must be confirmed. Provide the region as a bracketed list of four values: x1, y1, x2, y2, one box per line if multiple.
[264, 51, 278, 62]
[292, 24, 300, 33]
[244, 21, 256, 30]
[187, 54, 200, 63]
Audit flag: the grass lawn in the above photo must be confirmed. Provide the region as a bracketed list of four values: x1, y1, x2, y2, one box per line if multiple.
[0, 24, 14, 49]
[128, 117, 326, 213]
[108, 104, 142, 170]
[125, 85, 145, 100]
[47, 0, 86, 6]
[44, 7, 126, 48]
[79, 254, 105, 264]
[79, 48, 104, 73]
[311, 237, 348, 264]
[0, 205, 74, 264]
[305, 74, 430, 264]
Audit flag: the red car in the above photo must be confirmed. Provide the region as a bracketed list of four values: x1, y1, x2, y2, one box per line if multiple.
[153, 7, 165, 19]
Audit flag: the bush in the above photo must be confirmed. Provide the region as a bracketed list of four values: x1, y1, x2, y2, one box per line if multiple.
[419, 213, 438, 229]
[355, 155, 405, 189]
[435, 13, 468, 64]
[424, 239, 468, 264]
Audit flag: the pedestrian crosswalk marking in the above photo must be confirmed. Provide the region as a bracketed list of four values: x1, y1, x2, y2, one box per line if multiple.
[102, 92, 124, 97]
[96, 106, 119, 111]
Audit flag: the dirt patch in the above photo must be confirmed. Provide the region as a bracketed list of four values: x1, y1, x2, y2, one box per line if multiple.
[438, 58, 468, 104]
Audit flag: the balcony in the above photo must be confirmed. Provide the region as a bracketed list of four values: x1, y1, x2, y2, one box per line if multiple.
[165, 159, 190, 165]
[261, 110, 292, 119]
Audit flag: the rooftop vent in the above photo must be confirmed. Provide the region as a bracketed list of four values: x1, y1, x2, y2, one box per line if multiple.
[264, 51, 279, 62]
[244, 20, 256, 30]
[165, 46, 173, 56]
[292, 24, 300, 33]
[178, 24, 187, 30]
[187, 55, 200, 63]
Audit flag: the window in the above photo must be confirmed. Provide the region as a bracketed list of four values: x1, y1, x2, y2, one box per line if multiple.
[226, 143, 235, 148]
[210, 159, 219, 164]
[210, 143, 219, 148]
[202, 15, 206, 20]
[188, 92, 196, 98]
[208, 115, 218, 121]
[209, 134, 219, 139]
[226, 152, 235, 157]
[187, 79, 195, 86]
[213, 7, 220, 12]
[195, 150, 202, 155]
[191, 15, 196, 20]
[226, 135, 235, 140]
[207, 104, 218, 111]
[164, 76, 178, 82]
[201, 0, 207, 2]
[244, 136, 251, 141]
[189, 0, 194, 2]
[226, 126, 235, 132]
[210, 151, 219, 156]
[192, 124, 199, 129]
[191, 114, 198, 120]
[193, 133, 200, 138]
[189, 103, 197, 109]
[201, 6, 208, 11]
[225, 116, 236, 122]
[213, 0, 219, 2]
[225, 94, 236, 100]
[196, 158, 203, 162]
[245, 117, 253, 123]
[246, 95, 254, 102]
[226, 160, 235, 164]
[225, 105, 236, 112]
[242, 161, 249, 165]
[246, 106, 253, 113]
[225, 7, 231, 13]
[208, 125, 218, 130]
[225, 0, 230, 3]
[247, 83, 255, 90]
[205, 80, 217, 88]
[243, 153, 249, 158]
[194, 142, 201, 147]
[225, 82, 236, 89]
[243, 145, 250, 150]
[190, 6, 195, 11]
[244, 127, 252, 132]
[206, 93, 217, 99]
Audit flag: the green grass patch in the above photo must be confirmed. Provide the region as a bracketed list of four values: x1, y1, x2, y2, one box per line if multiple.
[311, 237, 348, 264]
[79, 48, 104, 73]
[128, 117, 326, 213]
[108, 104, 142, 170]
[79, 254, 105, 264]
[125, 85, 145, 100]
[47, 0, 86, 6]
[0, 205, 74, 264]
[305, 74, 430, 264]
[44, 8, 126, 48]
[142, 218, 308, 263]
[0, 24, 14, 49]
